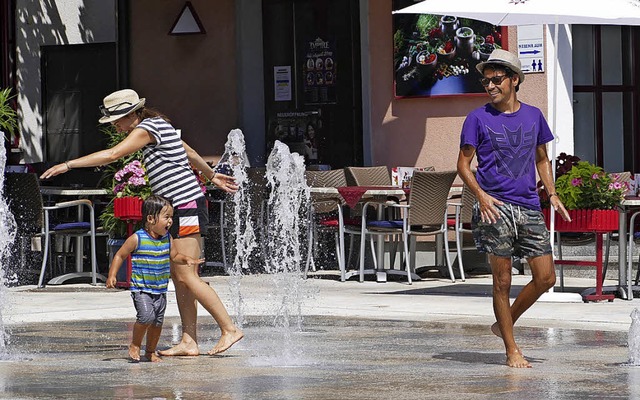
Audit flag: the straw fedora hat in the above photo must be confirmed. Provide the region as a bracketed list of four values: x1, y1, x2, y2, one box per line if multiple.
[476, 49, 525, 84]
[98, 89, 146, 124]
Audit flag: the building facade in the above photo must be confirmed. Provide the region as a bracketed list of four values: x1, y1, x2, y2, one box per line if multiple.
[3, 1, 639, 180]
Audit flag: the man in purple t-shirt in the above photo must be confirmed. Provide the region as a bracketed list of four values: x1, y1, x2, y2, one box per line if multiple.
[457, 49, 571, 368]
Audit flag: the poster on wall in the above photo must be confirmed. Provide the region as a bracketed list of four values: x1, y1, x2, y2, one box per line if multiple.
[392, 0, 507, 98]
[303, 37, 337, 105]
[274, 66, 292, 101]
[267, 111, 323, 165]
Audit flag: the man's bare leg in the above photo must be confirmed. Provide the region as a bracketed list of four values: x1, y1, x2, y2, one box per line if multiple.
[160, 235, 243, 356]
[490, 255, 530, 368]
[491, 254, 556, 342]
[129, 322, 148, 362]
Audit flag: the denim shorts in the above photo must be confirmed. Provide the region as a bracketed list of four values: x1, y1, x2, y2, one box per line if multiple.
[472, 201, 552, 259]
[131, 291, 167, 326]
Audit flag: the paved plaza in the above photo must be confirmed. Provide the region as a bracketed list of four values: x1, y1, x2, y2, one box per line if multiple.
[1, 273, 640, 399]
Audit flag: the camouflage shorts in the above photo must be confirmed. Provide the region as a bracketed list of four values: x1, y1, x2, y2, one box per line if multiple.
[472, 202, 552, 259]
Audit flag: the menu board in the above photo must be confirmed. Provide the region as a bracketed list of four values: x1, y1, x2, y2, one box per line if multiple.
[303, 37, 337, 104]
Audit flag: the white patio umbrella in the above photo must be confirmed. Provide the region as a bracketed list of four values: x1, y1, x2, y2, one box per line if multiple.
[395, 0, 640, 299]
[394, 0, 640, 26]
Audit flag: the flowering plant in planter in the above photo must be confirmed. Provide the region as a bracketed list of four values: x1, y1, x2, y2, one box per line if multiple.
[112, 160, 152, 198]
[554, 161, 629, 210]
[98, 126, 150, 237]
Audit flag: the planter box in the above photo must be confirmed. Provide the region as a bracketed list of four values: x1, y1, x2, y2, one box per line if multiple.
[542, 208, 619, 232]
[113, 196, 142, 221]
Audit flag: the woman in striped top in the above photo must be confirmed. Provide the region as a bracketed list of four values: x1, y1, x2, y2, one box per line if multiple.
[41, 89, 244, 356]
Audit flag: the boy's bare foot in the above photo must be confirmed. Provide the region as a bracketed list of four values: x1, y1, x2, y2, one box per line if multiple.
[158, 341, 200, 357]
[129, 344, 141, 362]
[207, 328, 244, 355]
[506, 351, 531, 368]
[145, 352, 162, 362]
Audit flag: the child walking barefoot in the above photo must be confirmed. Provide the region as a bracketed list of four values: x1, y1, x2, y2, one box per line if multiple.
[106, 195, 203, 362]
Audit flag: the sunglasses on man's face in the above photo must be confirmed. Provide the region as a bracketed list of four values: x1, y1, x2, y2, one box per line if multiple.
[479, 75, 509, 87]
[99, 101, 133, 118]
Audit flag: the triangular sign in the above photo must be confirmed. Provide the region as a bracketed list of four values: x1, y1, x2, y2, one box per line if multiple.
[169, 2, 206, 35]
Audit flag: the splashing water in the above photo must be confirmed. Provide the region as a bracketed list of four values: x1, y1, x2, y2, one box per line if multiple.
[629, 308, 640, 365]
[217, 129, 256, 328]
[253, 140, 314, 365]
[0, 139, 17, 356]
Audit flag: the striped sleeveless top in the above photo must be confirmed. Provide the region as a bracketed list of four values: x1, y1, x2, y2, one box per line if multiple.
[136, 117, 204, 207]
[130, 229, 171, 294]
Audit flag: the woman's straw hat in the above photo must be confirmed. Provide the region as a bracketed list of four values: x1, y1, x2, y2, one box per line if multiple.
[98, 89, 146, 124]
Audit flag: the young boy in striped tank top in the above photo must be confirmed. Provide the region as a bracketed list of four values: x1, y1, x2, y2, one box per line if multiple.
[106, 195, 203, 362]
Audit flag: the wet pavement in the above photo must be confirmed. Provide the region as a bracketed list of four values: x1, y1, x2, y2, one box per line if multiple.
[2, 274, 640, 399]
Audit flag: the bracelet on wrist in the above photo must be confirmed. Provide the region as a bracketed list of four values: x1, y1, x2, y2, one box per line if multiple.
[64, 161, 72, 171]
[548, 193, 558, 198]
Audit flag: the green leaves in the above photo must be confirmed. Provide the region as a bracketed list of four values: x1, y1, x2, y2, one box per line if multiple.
[555, 161, 626, 210]
[0, 87, 18, 141]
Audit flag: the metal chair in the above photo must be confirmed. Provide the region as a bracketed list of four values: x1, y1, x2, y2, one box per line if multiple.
[4, 172, 44, 284]
[305, 169, 351, 280]
[366, 171, 458, 284]
[4, 173, 102, 287]
[446, 183, 475, 282]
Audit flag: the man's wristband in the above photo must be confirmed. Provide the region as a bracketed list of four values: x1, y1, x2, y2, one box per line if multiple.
[548, 193, 558, 198]
[64, 161, 72, 171]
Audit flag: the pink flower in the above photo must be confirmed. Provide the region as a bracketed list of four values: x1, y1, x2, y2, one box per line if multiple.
[592, 173, 599, 180]
[113, 160, 149, 196]
[571, 178, 582, 186]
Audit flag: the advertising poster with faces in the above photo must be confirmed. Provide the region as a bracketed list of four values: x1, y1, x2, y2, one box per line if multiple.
[303, 37, 337, 105]
[267, 111, 323, 165]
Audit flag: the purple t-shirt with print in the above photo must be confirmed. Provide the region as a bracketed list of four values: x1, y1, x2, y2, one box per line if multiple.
[459, 102, 554, 211]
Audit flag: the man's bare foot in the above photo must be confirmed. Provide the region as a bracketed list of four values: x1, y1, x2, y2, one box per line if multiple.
[145, 352, 162, 362]
[207, 328, 244, 355]
[506, 351, 531, 368]
[158, 341, 200, 357]
[129, 344, 141, 362]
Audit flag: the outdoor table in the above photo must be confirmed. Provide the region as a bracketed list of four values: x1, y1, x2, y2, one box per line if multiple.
[39, 186, 109, 285]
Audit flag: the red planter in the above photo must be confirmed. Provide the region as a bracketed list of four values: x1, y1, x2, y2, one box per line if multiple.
[542, 208, 618, 232]
[113, 196, 143, 221]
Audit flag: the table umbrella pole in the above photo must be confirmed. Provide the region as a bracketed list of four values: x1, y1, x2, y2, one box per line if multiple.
[540, 19, 582, 302]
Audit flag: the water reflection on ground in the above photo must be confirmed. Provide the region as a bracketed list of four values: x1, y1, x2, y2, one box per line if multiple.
[0, 316, 634, 399]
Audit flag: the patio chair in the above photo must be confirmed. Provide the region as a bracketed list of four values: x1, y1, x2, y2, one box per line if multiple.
[367, 171, 457, 284]
[345, 166, 406, 270]
[447, 183, 475, 281]
[4, 173, 101, 287]
[4, 172, 45, 284]
[366, 170, 458, 284]
[305, 168, 354, 280]
[345, 166, 391, 186]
